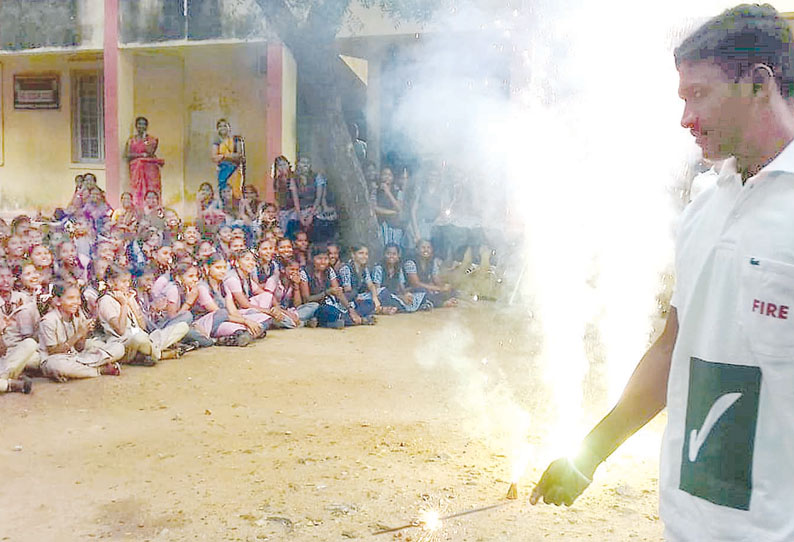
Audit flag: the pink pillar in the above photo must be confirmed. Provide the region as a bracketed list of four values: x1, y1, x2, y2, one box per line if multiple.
[103, 0, 121, 207]
[264, 43, 283, 204]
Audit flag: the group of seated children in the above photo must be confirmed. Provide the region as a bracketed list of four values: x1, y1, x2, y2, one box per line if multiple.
[0, 166, 458, 395]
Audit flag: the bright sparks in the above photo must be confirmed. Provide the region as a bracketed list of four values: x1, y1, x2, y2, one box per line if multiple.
[510, 442, 532, 483]
[419, 509, 442, 531]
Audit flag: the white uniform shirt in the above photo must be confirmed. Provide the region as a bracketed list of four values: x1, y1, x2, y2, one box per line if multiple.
[38, 309, 88, 359]
[689, 164, 719, 202]
[97, 294, 142, 338]
[0, 291, 38, 347]
[662, 143, 794, 541]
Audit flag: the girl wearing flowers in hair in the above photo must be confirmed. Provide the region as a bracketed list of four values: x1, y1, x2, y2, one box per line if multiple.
[39, 282, 123, 381]
[169, 253, 264, 347]
[97, 264, 189, 363]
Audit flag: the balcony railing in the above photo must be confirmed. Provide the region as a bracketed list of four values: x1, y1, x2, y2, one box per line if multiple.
[120, 0, 266, 44]
[0, 0, 267, 52]
[0, 0, 79, 51]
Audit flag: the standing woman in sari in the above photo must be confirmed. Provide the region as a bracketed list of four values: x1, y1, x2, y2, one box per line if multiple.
[212, 119, 244, 199]
[125, 117, 164, 207]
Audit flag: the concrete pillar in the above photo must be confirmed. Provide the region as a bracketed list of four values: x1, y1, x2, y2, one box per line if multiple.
[281, 46, 297, 165]
[103, 0, 121, 206]
[365, 58, 381, 167]
[264, 42, 283, 204]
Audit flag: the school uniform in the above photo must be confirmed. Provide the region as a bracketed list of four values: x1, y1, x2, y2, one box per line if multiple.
[260, 274, 319, 328]
[372, 264, 425, 312]
[38, 309, 123, 380]
[404, 257, 452, 308]
[0, 292, 42, 387]
[97, 293, 188, 362]
[338, 260, 379, 316]
[222, 269, 273, 329]
[301, 266, 350, 327]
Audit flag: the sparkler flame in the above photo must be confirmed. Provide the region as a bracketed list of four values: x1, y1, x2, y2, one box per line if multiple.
[419, 509, 442, 531]
[510, 442, 532, 483]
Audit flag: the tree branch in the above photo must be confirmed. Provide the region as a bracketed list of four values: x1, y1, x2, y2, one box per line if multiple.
[305, 0, 354, 42]
[255, 0, 303, 51]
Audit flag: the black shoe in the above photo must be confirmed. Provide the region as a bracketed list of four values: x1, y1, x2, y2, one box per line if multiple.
[8, 377, 33, 394]
[217, 330, 253, 347]
[129, 354, 157, 367]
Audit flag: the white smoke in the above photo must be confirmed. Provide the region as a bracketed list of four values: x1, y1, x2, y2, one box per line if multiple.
[415, 319, 534, 480]
[403, 0, 755, 469]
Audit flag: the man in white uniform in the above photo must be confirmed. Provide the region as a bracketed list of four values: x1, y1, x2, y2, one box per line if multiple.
[530, 5, 794, 540]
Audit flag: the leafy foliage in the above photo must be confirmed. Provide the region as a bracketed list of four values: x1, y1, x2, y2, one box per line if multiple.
[358, 0, 440, 24]
[280, 0, 439, 36]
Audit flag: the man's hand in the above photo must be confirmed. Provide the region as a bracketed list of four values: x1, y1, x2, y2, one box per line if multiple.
[530, 458, 593, 506]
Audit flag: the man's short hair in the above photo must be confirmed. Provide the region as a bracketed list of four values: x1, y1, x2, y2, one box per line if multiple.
[674, 4, 794, 97]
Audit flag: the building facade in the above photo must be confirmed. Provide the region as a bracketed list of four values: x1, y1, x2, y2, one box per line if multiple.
[0, 0, 296, 214]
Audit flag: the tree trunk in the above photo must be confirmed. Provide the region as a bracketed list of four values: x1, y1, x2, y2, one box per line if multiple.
[293, 49, 381, 252]
[314, 90, 381, 250]
[256, 0, 381, 252]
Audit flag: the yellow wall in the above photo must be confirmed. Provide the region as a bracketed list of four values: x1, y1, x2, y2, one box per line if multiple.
[0, 42, 291, 217]
[117, 49, 135, 199]
[127, 42, 270, 216]
[182, 43, 268, 208]
[130, 50, 185, 210]
[281, 45, 297, 164]
[0, 53, 105, 211]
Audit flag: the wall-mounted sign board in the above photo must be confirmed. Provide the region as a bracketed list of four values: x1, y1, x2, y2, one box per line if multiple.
[14, 74, 60, 109]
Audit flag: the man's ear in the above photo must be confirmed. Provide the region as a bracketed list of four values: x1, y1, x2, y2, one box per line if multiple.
[751, 63, 776, 98]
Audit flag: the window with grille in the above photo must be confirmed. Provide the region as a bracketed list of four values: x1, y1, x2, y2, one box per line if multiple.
[71, 70, 104, 163]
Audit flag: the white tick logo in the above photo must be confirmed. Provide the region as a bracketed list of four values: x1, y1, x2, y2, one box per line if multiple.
[688, 392, 742, 462]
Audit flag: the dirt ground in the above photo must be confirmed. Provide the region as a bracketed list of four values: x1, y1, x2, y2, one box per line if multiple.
[0, 304, 665, 541]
